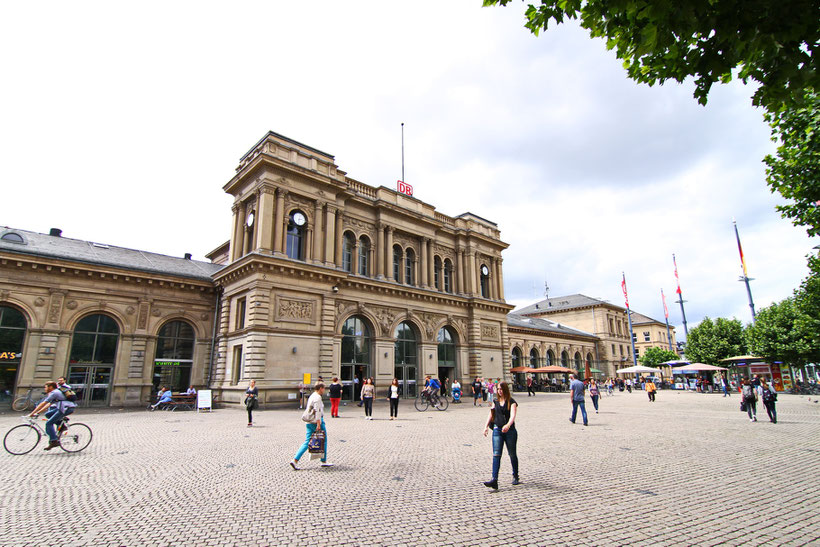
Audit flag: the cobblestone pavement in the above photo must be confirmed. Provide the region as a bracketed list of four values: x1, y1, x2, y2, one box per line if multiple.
[2, 390, 819, 547]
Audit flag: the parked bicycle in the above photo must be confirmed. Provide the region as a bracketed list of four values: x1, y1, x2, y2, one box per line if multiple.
[414, 390, 449, 412]
[11, 388, 43, 412]
[3, 416, 93, 455]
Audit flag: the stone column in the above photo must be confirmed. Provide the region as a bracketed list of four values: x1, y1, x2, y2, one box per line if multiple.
[489, 257, 496, 300]
[385, 227, 394, 281]
[456, 248, 464, 294]
[334, 211, 343, 266]
[495, 257, 505, 301]
[324, 205, 337, 267]
[427, 240, 434, 289]
[229, 204, 242, 261]
[351, 241, 359, 275]
[466, 250, 476, 296]
[305, 225, 313, 261]
[313, 201, 324, 264]
[420, 237, 428, 287]
[256, 186, 275, 251]
[376, 223, 385, 278]
[273, 189, 286, 255]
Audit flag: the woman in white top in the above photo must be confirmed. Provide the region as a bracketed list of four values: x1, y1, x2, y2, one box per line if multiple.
[290, 382, 332, 469]
[388, 378, 400, 420]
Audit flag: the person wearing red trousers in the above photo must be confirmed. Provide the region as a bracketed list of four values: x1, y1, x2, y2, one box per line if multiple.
[328, 377, 342, 417]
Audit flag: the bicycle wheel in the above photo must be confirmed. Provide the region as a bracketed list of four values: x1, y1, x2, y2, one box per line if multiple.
[4, 424, 41, 455]
[434, 396, 449, 411]
[59, 423, 92, 453]
[414, 396, 429, 412]
[11, 397, 32, 412]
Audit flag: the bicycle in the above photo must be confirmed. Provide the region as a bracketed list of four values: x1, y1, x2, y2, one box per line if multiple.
[414, 390, 449, 412]
[3, 416, 93, 455]
[12, 388, 43, 412]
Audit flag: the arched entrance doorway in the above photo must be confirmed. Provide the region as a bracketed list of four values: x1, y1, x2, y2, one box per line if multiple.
[437, 326, 457, 390]
[0, 305, 27, 407]
[153, 320, 195, 393]
[394, 321, 418, 398]
[68, 314, 119, 406]
[341, 316, 371, 402]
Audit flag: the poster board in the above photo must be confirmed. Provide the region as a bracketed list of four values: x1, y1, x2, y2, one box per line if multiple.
[302, 373, 311, 386]
[197, 389, 213, 412]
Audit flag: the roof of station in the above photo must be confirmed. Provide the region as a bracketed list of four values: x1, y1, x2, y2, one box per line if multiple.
[507, 313, 596, 338]
[516, 294, 626, 315]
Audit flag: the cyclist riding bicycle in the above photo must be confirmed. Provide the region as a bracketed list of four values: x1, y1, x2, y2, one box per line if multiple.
[422, 375, 441, 403]
[28, 381, 77, 451]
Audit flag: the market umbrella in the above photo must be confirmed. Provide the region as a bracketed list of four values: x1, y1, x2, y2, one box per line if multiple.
[616, 365, 662, 374]
[670, 363, 728, 372]
[509, 366, 536, 373]
[530, 366, 575, 374]
[660, 360, 690, 366]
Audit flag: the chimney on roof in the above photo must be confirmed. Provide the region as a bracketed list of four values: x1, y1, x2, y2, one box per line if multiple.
[184, 253, 192, 260]
[535, 303, 539, 309]
[49, 228, 62, 237]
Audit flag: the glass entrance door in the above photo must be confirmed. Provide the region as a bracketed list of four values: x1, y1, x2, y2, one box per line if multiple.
[395, 364, 416, 398]
[68, 365, 112, 406]
[341, 364, 370, 402]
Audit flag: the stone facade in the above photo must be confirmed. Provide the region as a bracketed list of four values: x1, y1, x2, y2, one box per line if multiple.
[631, 311, 678, 360]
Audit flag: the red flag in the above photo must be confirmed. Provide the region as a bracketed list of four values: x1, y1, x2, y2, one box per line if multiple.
[673, 255, 682, 294]
[662, 289, 669, 319]
[621, 273, 630, 309]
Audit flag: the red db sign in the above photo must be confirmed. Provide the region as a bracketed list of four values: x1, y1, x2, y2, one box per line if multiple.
[397, 180, 413, 196]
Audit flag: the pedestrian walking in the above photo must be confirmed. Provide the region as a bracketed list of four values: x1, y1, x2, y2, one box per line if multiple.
[245, 380, 258, 427]
[568, 374, 588, 426]
[761, 379, 777, 423]
[472, 377, 482, 406]
[483, 381, 519, 490]
[298, 381, 306, 409]
[526, 375, 535, 397]
[388, 378, 400, 419]
[721, 375, 731, 397]
[588, 379, 600, 413]
[360, 377, 375, 420]
[741, 378, 758, 422]
[481, 378, 488, 404]
[290, 382, 332, 469]
[646, 378, 657, 402]
[626, 378, 633, 393]
[328, 377, 342, 418]
[487, 378, 495, 402]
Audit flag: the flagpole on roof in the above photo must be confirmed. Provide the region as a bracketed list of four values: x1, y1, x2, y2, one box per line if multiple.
[733, 219, 756, 323]
[672, 254, 690, 338]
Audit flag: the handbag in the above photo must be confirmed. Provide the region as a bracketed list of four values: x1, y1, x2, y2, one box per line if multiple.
[301, 404, 316, 422]
[308, 429, 325, 453]
[740, 400, 747, 412]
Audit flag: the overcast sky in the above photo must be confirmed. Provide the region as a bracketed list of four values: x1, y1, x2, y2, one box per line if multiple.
[1, 1, 815, 336]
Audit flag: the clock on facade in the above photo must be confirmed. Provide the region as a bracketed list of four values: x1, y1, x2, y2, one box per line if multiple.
[292, 212, 306, 226]
[481, 265, 489, 276]
[246, 212, 255, 227]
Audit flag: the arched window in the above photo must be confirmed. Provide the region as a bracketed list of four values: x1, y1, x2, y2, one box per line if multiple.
[437, 326, 457, 369]
[1, 232, 24, 243]
[574, 351, 582, 370]
[341, 316, 371, 402]
[561, 350, 569, 367]
[511, 347, 522, 368]
[480, 264, 490, 298]
[68, 314, 120, 406]
[286, 210, 307, 260]
[443, 258, 453, 293]
[154, 320, 196, 392]
[529, 347, 540, 367]
[358, 236, 370, 276]
[547, 349, 555, 367]
[341, 231, 355, 273]
[586, 352, 594, 372]
[0, 305, 27, 398]
[404, 248, 416, 286]
[393, 245, 403, 283]
[394, 321, 418, 398]
[434, 257, 442, 290]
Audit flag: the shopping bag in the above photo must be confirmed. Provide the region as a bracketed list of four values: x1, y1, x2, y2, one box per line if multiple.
[308, 429, 325, 454]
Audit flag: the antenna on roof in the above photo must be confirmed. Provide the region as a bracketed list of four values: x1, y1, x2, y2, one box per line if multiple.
[544, 281, 550, 299]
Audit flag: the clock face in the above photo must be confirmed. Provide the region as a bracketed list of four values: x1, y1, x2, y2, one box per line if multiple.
[293, 212, 306, 226]
[481, 265, 489, 276]
[246, 212, 255, 227]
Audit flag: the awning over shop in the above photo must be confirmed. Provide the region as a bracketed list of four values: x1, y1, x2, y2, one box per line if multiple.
[616, 365, 662, 374]
[530, 366, 575, 374]
[670, 363, 728, 372]
[509, 367, 536, 373]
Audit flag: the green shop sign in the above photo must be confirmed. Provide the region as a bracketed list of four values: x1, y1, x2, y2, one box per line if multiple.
[155, 360, 182, 367]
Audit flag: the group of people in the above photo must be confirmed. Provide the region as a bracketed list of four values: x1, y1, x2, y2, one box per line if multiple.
[149, 384, 196, 411]
[740, 375, 778, 423]
[26, 376, 76, 451]
[469, 377, 504, 406]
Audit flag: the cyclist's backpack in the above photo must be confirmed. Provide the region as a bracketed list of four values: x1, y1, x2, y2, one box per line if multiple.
[59, 386, 78, 402]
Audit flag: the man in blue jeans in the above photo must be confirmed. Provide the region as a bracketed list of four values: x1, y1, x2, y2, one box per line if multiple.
[28, 381, 77, 450]
[568, 374, 588, 426]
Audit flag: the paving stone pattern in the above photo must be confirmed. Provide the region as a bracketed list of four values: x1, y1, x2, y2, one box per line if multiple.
[1, 390, 819, 546]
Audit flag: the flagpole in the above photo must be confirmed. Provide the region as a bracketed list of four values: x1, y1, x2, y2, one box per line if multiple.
[673, 254, 690, 338]
[622, 273, 639, 369]
[401, 122, 405, 184]
[661, 289, 674, 352]
[733, 219, 757, 322]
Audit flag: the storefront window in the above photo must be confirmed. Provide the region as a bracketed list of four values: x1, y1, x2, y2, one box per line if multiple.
[153, 320, 195, 392]
[68, 314, 119, 407]
[0, 306, 26, 403]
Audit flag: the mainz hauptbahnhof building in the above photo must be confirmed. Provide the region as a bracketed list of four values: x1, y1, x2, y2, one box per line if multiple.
[1, 131, 668, 408]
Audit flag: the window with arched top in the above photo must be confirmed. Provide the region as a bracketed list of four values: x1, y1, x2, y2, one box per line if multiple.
[394, 321, 418, 397]
[574, 351, 582, 370]
[154, 320, 196, 392]
[443, 258, 453, 293]
[342, 232, 355, 273]
[358, 236, 370, 276]
[341, 315, 372, 402]
[547, 349, 555, 367]
[511, 347, 522, 368]
[393, 245, 403, 283]
[286, 210, 307, 260]
[404, 248, 415, 286]
[561, 351, 569, 367]
[437, 326, 457, 369]
[480, 264, 490, 298]
[434, 256, 442, 290]
[530, 347, 540, 367]
[0, 305, 26, 366]
[1, 232, 24, 243]
[70, 314, 120, 365]
[586, 352, 594, 371]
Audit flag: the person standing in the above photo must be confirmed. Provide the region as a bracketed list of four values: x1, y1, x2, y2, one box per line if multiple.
[328, 377, 342, 418]
[487, 378, 495, 402]
[290, 382, 332, 469]
[760, 379, 777, 423]
[245, 380, 258, 427]
[626, 378, 633, 393]
[741, 378, 758, 422]
[482, 381, 519, 490]
[588, 379, 600, 413]
[526, 375, 534, 396]
[472, 377, 482, 406]
[568, 374, 588, 426]
[388, 378, 400, 419]
[298, 381, 306, 409]
[721, 375, 730, 397]
[360, 377, 375, 420]
[646, 378, 657, 402]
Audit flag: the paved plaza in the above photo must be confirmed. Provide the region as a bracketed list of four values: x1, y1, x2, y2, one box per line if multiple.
[1, 389, 819, 546]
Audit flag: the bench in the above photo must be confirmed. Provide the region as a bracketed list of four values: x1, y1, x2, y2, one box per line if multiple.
[149, 394, 196, 411]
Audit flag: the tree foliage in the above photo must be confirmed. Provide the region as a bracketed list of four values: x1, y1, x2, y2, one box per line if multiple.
[483, 0, 819, 111]
[683, 317, 746, 365]
[639, 346, 679, 368]
[745, 297, 820, 366]
[764, 91, 820, 237]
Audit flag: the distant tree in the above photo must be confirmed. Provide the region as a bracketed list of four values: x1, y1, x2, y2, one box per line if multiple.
[482, 0, 819, 111]
[683, 317, 746, 365]
[639, 346, 679, 368]
[745, 297, 820, 367]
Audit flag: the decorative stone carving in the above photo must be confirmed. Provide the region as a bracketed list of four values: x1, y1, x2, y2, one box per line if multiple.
[47, 292, 64, 324]
[285, 193, 315, 222]
[345, 217, 377, 240]
[126, 306, 136, 315]
[200, 312, 209, 321]
[276, 296, 314, 324]
[138, 302, 150, 330]
[421, 312, 446, 339]
[481, 322, 500, 341]
[65, 300, 78, 310]
[451, 317, 468, 339]
[433, 245, 455, 261]
[34, 297, 46, 307]
[151, 308, 162, 317]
